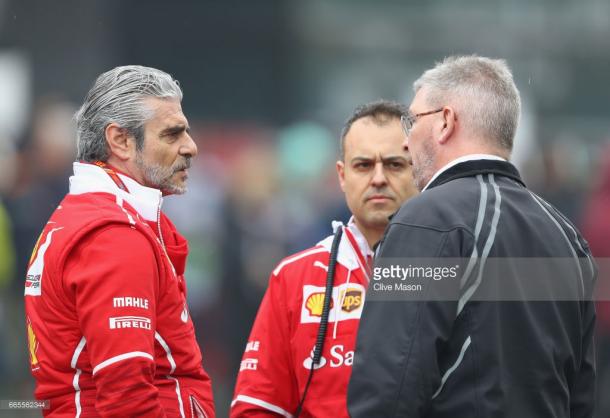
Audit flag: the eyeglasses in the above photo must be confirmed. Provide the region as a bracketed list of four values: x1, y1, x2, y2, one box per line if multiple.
[400, 108, 444, 137]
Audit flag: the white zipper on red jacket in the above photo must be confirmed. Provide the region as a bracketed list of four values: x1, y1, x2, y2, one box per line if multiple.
[331, 222, 373, 339]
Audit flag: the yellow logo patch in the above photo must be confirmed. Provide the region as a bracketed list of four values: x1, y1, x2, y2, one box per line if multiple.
[27, 318, 39, 368]
[341, 289, 363, 312]
[305, 292, 333, 317]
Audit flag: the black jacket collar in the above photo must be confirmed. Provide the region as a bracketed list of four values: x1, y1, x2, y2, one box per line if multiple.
[426, 159, 525, 190]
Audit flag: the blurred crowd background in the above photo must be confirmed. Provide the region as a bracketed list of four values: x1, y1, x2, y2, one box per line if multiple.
[0, 0, 609, 416]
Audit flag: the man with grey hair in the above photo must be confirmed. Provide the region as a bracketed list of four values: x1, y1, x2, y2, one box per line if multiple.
[348, 56, 596, 417]
[24, 65, 215, 417]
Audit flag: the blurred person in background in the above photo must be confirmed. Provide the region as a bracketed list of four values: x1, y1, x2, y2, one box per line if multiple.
[24, 65, 215, 417]
[5, 97, 76, 296]
[2, 97, 75, 399]
[0, 202, 15, 290]
[0, 194, 16, 379]
[0, 131, 17, 303]
[230, 100, 418, 417]
[581, 142, 610, 417]
[349, 56, 597, 417]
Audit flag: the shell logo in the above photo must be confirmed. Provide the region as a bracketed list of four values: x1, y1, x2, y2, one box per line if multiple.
[305, 292, 333, 317]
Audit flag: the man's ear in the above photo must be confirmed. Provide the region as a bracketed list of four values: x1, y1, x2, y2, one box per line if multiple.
[437, 107, 456, 145]
[336, 160, 346, 192]
[105, 123, 135, 161]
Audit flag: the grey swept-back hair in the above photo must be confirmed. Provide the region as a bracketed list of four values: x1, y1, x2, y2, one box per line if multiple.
[413, 55, 521, 151]
[75, 65, 183, 162]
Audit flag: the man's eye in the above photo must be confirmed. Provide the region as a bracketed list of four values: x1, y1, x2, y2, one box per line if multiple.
[164, 132, 182, 142]
[354, 162, 371, 169]
[386, 162, 405, 170]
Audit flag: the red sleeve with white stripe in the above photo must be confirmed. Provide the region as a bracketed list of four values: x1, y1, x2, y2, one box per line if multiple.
[230, 270, 297, 417]
[63, 225, 165, 417]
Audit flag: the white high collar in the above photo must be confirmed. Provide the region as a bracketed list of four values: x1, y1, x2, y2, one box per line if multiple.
[346, 217, 374, 259]
[68, 162, 162, 221]
[422, 154, 506, 191]
[317, 217, 373, 271]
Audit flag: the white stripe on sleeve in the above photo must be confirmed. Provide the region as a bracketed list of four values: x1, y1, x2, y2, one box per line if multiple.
[231, 394, 294, 418]
[92, 351, 154, 375]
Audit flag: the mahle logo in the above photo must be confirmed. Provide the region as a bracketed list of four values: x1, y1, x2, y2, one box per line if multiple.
[305, 292, 333, 317]
[340, 288, 362, 313]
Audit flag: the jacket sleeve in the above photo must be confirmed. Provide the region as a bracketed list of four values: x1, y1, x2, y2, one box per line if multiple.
[570, 299, 596, 418]
[569, 232, 598, 417]
[230, 269, 297, 417]
[63, 224, 165, 418]
[348, 223, 465, 418]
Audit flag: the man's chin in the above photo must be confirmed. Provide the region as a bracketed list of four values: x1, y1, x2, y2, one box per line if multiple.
[161, 185, 187, 196]
[160, 173, 188, 195]
[365, 210, 398, 226]
[159, 179, 188, 196]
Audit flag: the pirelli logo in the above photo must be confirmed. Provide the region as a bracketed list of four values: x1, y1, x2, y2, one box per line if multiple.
[109, 316, 151, 330]
[240, 358, 258, 371]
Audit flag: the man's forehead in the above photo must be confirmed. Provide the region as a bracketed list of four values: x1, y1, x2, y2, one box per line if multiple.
[345, 127, 406, 159]
[144, 97, 187, 125]
[410, 88, 430, 110]
[352, 114, 393, 127]
[345, 118, 403, 149]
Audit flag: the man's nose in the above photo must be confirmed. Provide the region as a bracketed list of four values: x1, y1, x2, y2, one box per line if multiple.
[402, 135, 409, 152]
[371, 163, 388, 187]
[181, 133, 198, 158]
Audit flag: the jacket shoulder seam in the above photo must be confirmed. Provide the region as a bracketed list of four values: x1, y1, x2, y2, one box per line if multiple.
[389, 222, 476, 237]
[272, 246, 328, 276]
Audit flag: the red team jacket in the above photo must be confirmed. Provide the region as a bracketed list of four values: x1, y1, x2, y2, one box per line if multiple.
[24, 162, 215, 417]
[231, 220, 372, 417]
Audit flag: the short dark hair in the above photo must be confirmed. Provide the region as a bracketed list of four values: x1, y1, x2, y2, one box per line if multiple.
[340, 99, 408, 160]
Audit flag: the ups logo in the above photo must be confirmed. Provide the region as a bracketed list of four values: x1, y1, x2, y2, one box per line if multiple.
[305, 292, 334, 317]
[341, 289, 363, 312]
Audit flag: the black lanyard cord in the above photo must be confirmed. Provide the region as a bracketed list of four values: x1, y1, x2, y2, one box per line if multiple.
[294, 226, 343, 417]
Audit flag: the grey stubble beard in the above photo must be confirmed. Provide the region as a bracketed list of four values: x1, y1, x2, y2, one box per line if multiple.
[135, 153, 191, 195]
[412, 140, 436, 192]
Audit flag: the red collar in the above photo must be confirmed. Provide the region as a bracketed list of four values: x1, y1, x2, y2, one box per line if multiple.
[343, 226, 373, 280]
[89, 161, 130, 192]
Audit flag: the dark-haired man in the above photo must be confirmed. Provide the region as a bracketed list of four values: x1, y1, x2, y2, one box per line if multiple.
[230, 100, 418, 417]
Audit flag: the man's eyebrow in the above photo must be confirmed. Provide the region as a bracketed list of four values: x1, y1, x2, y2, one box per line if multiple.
[350, 155, 407, 163]
[350, 156, 374, 162]
[160, 124, 190, 136]
[380, 155, 408, 163]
